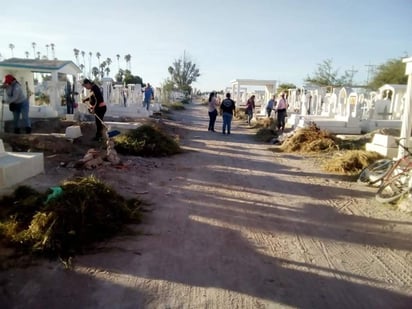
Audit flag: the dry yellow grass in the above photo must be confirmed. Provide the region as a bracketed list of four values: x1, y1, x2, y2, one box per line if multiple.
[280, 124, 338, 153]
[323, 150, 383, 175]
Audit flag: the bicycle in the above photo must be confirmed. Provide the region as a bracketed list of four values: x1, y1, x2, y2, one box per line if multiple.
[357, 158, 394, 186]
[375, 141, 412, 203]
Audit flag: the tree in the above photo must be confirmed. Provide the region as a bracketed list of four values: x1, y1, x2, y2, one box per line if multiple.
[88, 52, 93, 77]
[105, 67, 110, 77]
[106, 57, 112, 73]
[73, 48, 80, 65]
[96, 52, 101, 67]
[116, 54, 120, 70]
[81, 50, 86, 66]
[167, 53, 200, 97]
[277, 83, 296, 95]
[9, 43, 15, 57]
[32, 42, 36, 58]
[124, 54, 131, 71]
[305, 59, 351, 87]
[45, 44, 49, 58]
[25, 51, 29, 59]
[99, 61, 107, 78]
[50, 43, 55, 59]
[91, 67, 99, 80]
[123, 69, 143, 85]
[115, 69, 124, 83]
[79, 64, 85, 76]
[367, 57, 407, 90]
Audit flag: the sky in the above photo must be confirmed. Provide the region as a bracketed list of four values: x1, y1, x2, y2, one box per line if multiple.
[1, 0, 411, 92]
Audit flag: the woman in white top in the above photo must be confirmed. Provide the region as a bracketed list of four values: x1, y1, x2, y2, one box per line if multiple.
[207, 92, 218, 132]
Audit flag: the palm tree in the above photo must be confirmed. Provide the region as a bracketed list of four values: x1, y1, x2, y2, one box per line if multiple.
[106, 57, 112, 74]
[79, 64, 85, 76]
[99, 61, 107, 79]
[116, 54, 120, 70]
[45, 44, 49, 58]
[73, 48, 80, 65]
[96, 52, 101, 68]
[124, 54, 131, 71]
[91, 66, 99, 80]
[8, 43, 15, 57]
[37, 51, 41, 59]
[50, 43, 55, 59]
[88, 52, 93, 77]
[32, 42, 37, 58]
[81, 50, 86, 67]
[25, 51, 29, 59]
[105, 67, 110, 77]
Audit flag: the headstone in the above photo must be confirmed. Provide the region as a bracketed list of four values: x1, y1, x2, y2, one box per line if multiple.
[0, 139, 44, 189]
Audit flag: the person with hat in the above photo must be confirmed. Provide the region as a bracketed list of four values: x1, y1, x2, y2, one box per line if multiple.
[81, 78, 107, 141]
[2, 74, 31, 134]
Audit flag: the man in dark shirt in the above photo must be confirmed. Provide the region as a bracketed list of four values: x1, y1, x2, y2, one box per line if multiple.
[82, 78, 107, 141]
[220, 93, 236, 135]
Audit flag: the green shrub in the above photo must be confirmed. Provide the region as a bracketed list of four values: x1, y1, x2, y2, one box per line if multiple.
[115, 124, 182, 156]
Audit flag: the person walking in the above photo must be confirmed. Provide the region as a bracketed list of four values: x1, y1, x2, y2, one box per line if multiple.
[275, 93, 288, 132]
[2, 74, 31, 134]
[245, 95, 255, 125]
[207, 92, 219, 132]
[220, 93, 236, 135]
[143, 83, 154, 110]
[82, 78, 107, 141]
[266, 95, 276, 118]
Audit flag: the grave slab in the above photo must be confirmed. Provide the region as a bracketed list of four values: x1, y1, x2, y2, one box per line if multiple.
[0, 140, 44, 189]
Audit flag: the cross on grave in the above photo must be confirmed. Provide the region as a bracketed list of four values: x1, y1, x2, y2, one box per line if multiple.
[377, 106, 392, 120]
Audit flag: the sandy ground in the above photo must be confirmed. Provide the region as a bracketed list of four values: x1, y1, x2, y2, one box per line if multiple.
[1, 102, 412, 308]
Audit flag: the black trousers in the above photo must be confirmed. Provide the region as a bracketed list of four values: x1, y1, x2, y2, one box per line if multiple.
[94, 106, 107, 138]
[208, 109, 217, 131]
[277, 109, 287, 130]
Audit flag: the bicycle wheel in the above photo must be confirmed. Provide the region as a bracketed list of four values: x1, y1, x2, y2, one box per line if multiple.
[357, 159, 393, 185]
[375, 177, 409, 203]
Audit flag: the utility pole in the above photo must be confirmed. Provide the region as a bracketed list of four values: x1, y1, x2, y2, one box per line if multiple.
[365, 63, 377, 85]
[347, 66, 358, 86]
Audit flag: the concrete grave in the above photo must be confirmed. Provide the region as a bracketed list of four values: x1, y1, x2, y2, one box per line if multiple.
[0, 139, 44, 189]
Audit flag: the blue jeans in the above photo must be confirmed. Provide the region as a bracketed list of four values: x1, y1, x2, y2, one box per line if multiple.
[143, 99, 150, 110]
[12, 99, 31, 131]
[222, 112, 233, 134]
[247, 109, 253, 125]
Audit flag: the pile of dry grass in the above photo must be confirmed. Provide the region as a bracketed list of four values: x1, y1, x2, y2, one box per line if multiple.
[280, 123, 338, 153]
[322, 150, 383, 175]
[115, 124, 182, 157]
[0, 176, 144, 259]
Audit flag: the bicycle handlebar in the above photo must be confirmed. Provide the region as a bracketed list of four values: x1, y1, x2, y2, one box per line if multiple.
[396, 138, 412, 156]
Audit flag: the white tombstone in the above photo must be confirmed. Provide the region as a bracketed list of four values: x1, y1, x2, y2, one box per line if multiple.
[65, 126, 82, 139]
[0, 139, 44, 189]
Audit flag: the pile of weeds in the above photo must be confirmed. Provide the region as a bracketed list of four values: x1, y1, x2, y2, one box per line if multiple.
[169, 102, 186, 110]
[256, 128, 279, 142]
[114, 124, 182, 156]
[255, 118, 278, 142]
[0, 176, 143, 260]
[280, 123, 338, 153]
[322, 150, 383, 175]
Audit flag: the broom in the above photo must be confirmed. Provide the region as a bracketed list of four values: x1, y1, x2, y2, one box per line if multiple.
[87, 104, 121, 138]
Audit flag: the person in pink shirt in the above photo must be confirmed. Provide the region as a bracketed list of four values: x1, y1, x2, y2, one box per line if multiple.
[275, 93, 288, 132]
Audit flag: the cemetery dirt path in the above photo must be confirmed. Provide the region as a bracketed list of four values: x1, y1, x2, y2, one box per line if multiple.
[1, 101, 412, 308]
